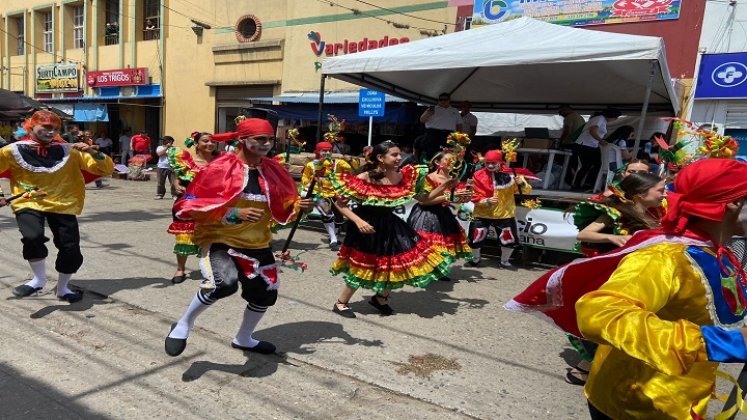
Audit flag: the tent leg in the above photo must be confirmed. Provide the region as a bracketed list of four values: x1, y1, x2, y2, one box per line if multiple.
[316, 76, 327, 144]
[632, 60, 655, 159]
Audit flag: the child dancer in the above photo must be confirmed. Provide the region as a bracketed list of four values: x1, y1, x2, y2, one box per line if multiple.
[407, 151, 473, 281]
[330, 141, 454, 318]
[1, 111, 114, 302]
[468, 149, 531, 270]
[164, 118, 314, 356]
[300, 141, 350, 251]
[166, 131, 218, 284]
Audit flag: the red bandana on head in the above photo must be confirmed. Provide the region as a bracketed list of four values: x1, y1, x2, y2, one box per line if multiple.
[23, 110, 64, 157]
[210, 118, 274, 143]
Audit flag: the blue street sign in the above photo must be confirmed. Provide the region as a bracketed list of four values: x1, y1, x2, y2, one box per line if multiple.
[358, 89, 385, 117]
[695, 53, 747, 99]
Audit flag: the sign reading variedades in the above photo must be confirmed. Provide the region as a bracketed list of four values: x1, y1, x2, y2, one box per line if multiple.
[471, 0, 681, 28]
[308, 31, 409, 57]
[36, 63, 79, 93]
[694, 53, 747, 99]
[86, 68, 147, 87]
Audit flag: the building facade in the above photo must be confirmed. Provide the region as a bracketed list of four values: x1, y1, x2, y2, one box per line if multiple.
[0, 0, 458, 149]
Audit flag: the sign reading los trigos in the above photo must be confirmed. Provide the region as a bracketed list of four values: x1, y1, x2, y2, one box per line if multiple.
[36, 63, 80, 93]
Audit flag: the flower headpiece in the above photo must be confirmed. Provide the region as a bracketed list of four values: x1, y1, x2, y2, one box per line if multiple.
[501, 139, 520, 163]
[323, 114, 346, 143]
[607, 183, 632, 204]
[287, 128, 306, 149]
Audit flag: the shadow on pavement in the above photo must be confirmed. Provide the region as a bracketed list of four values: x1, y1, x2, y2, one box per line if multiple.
[0, 362, 108, 419]
[182, 321, 383, 382]
[78, 209, 170, 224]
[25, 289, 116, 319]
[78, 276, 171, 296]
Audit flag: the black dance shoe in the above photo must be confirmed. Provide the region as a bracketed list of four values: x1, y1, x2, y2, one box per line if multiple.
[57, 290, 84, 303]
[165, 323, 187, 357]
[12, 285, 43, 298]
[231, 341, 276, 354]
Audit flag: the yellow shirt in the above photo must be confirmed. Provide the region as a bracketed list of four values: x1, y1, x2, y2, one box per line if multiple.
[576, 243, 718, 420]
[0, 141, 114, 215]
[301, 158, 351, 198]
[472, 175, 532, 220]
[193, 193, 272, 250]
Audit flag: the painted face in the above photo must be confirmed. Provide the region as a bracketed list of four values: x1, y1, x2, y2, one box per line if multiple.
[378, 147, 401, 169]
[485, 161, 501, 172]
[318, 149, 332, 159]
[197, 135, 216, 153]
[242, 135, 274, 156]
[32, 123, 59, 143]
[637, 180, 666, 208]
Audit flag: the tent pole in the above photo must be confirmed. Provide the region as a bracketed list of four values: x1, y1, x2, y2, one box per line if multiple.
[316, 75, 327, 143]
[633, 60, 656, 158]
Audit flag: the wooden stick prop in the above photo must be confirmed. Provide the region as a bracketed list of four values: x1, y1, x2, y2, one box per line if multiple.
[275, 178, 316, 272]
[2, 186, 47, 205]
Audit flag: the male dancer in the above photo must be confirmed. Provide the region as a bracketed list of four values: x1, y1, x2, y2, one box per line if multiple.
[0, 110, 114, 302]
[165, 117, 314, 356]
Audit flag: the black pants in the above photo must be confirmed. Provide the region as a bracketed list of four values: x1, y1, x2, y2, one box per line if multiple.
[468, 217, 520, 248]
[16, 210, 83, 274]
[198, 244, 278, 308]
[574, 145, 601, 188]
[156, 168, 176, 197]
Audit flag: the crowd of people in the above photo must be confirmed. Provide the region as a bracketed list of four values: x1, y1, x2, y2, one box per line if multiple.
[1, 110, 747, 418]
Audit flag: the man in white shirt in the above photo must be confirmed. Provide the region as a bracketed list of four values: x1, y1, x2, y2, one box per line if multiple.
[460, 101, 478, 137]
[155, 136, 176, 200]
[95, 134, 113, 156]
[419, 92, 463, 162]
[571, 108, 621, 190]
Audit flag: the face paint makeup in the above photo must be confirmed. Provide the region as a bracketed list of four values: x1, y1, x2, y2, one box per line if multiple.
[32, 124, 58, 143]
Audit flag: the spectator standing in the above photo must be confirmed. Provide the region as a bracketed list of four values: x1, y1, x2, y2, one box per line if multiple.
[119, 128, 132, 164]
[331, 136, 351, 155]
[558, 105, 585, 147]
[95, 133, 113, 156]
[419, 92, 463, 162]
[62, 124, 81, 144]
[459, 101, 478, 137]
[131, 131, 152, 156]
[155, 136, 176, 200]
[571, 108, 621, 191]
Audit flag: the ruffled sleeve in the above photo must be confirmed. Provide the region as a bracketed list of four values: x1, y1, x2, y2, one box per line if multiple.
[330, 164, 427, 207]
[573, 201, 625, 234]
[168, 147, 197, 182]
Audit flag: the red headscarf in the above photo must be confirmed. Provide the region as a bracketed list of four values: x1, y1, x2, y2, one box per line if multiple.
[314, 141, 333, 153]
[23, 110, 65, 156]
[484, 149, 503, 162]
[663, 158, 747, 234]
[210, 118, 274, 143]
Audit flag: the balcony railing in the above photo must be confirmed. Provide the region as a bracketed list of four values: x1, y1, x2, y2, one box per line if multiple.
[143, 28, 159, 41]
[105, 33, 119, 45]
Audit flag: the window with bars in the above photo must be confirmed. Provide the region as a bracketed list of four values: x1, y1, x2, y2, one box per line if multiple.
[105, 0, 119, 45]
[43, 12, 53, 53]
[73, 6, 84, 49]
[15, 17, 25, 55]
[143, 0, 160, 40]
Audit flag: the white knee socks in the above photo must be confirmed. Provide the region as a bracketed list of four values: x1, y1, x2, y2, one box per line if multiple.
[24, 259, 47, 289]
[324, 222, 338, 244]
[232, 304, 267, 348]
[56, 273, 74, 297]
[501, 247, 515, 264]
[169, 293, 212, 339]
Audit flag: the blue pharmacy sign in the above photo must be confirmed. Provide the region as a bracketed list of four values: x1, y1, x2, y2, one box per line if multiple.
[695, 53, 747, 99]
[358, 89, 385, 117]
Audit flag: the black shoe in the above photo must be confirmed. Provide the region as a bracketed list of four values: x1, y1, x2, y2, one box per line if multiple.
[368, 295, 393, 316]
[171, 274, 187, 284]
[12, 285, 43, 298]
[165, 323, 187, 357]
[333, 302, 356, 318]
[329, 242, 340, 252]
[231, 340, 276, 354]
[57, 290, 84, 303]
[466, 260, 480, 267]
[439, 276, 452, 282]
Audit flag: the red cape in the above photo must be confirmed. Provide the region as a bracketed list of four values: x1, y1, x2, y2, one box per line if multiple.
[505, 228, 711, 337]
[175, 154, 298, 224]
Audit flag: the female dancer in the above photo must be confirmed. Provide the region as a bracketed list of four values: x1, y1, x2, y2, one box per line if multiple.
[166, 132, 218, 284]
[566, 172, 665, 385]
[407, 151, 473, 281]
[330, 141, 455, 317]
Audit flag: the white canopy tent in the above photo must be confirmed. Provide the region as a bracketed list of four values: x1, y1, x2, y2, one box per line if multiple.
[320, 17, 680, 154]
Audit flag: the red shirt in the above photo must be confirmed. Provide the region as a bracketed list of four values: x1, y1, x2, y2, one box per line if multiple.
[131, 134, 151, 153]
